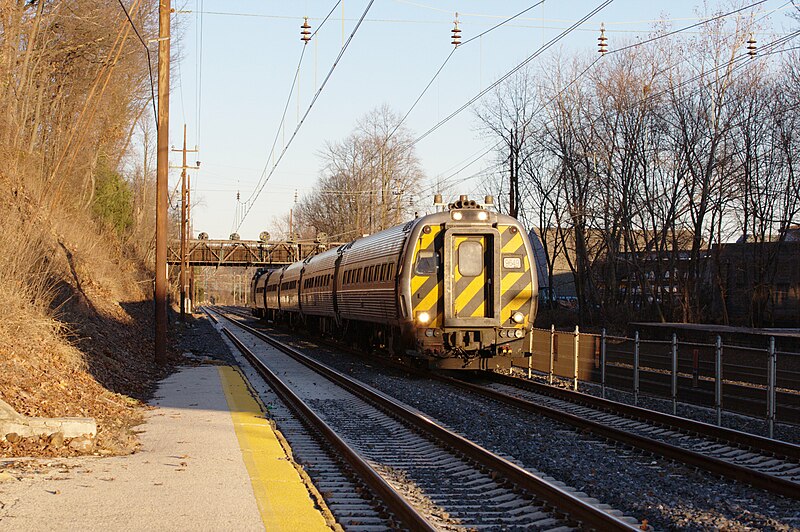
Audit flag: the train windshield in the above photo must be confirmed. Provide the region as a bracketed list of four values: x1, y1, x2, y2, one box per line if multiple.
[415, 251, 439, 274]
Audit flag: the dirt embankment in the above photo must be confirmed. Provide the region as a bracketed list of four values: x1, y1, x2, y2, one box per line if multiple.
[0, 193, 180, 459]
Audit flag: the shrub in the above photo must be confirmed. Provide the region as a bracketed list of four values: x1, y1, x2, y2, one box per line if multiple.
[92, 162, 133, 235]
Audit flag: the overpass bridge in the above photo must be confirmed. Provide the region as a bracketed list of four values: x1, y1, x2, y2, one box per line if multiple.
[167, 239, 344, 267]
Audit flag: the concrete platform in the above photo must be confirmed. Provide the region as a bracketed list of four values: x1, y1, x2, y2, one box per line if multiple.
[0, 364, 331, 531]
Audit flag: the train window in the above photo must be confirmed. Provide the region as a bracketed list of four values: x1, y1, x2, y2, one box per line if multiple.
[458, 241, 483, 277]
[380, 264, 387, 281]
[415, 251, 439, 275]
[388, 263, 394, 279]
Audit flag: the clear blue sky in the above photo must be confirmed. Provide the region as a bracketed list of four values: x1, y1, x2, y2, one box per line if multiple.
[166, 0, 796, 240]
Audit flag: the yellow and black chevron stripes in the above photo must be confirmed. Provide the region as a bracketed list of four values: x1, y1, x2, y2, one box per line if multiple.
[411, 225, 443, 326]
[499, 225, 533, 325]
[452, 236, 489, 318]
[412, 224, 532, 327]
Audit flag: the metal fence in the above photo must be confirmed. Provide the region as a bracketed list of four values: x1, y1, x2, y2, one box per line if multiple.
[516, 326, 800, 438]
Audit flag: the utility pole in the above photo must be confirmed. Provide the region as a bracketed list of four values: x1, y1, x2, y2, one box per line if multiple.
[188, 172, 195, 314]
[155, 0, 171, 365]
[171, 124, 199, 320]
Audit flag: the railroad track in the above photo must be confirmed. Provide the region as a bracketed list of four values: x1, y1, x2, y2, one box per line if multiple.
[204, 310, 389, 530]
[442, 372, 800, 501]
[207, 307, 639, 531]
[217, 307, 800, 500]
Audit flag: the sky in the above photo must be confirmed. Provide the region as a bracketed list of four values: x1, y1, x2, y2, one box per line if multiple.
[165, 0, 797, 240]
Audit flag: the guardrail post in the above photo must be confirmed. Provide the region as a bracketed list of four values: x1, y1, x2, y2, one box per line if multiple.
[527, 325, 534, 379]
[634, 330, 640, 406]
[715, 335, 722, 426]
[549, 325, 555, 385]
[573, 325, 579, 391]
[600, 328, 607, 399]
[768, 336, 776, 439]
[671, 333, 678, 416]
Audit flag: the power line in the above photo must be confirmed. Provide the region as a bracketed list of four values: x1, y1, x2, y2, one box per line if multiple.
[178, 5, 796, 33]
[418, 0, 790, 202]
[383, 1, 547, 148]
[241, 0, 342, 209]
[115, 0, 157, 123]
[412, 0, 615, 147]
[236, 0, 377, 231]
[293, 1, 548, 213]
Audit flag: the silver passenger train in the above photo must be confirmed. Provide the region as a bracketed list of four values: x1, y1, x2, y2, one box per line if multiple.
[250, 196, 538, 369]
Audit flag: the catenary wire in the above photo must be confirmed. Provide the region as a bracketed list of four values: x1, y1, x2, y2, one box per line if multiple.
[240, 0, 342, 208]
[236, 0, 376, 231]
[412, 0, 615, 146]
[420, 0, 789, 201]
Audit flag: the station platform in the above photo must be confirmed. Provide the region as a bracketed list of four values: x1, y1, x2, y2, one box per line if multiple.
[0, 364, 332, 531]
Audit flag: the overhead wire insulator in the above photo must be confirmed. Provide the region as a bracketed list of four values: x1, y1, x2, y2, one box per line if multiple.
[746, 33, 756, 57]
[301, 16, 311, 44]
[598, 23, 608, 54]
[451, 12, 461, 47]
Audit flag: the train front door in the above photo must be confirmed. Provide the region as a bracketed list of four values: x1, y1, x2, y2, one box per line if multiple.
[443, 229, 501, 328]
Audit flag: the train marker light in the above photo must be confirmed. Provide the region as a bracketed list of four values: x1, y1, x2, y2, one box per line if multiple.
[417, 311, 431, 324]
[514, 329, 525, 338]
[425, 328, 435, 337]
[512, 311, 525, 324]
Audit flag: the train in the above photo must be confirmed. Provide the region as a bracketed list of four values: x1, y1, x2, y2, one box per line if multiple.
[250, 196, 538, 369]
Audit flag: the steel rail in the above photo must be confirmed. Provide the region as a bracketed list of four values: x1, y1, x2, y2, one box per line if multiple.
[215, 309, 639, 531]
[219, 309, 800, 500]
[431, 372, 800, 500]
[218, 323, 436, 531]
[485, 371, 800, 461]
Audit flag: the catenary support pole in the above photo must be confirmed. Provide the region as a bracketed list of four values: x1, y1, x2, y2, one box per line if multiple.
[179, 125, 187, 320]
[171, 125, 199, 319]
[155, 0, 170, 365]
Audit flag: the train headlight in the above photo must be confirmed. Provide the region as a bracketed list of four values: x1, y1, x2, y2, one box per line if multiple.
[417, 311, 431, 324]
[514, 329, 525, 338]
[477, 211, 488, 221]
[451, 211, 463, 221]
[512, 311, 525, 324]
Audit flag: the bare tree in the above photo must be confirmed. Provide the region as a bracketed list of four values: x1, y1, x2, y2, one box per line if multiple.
[296, 105, 424, 239]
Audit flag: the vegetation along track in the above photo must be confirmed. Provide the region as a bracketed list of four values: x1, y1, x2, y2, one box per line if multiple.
[208, 307, 639, 531]
[443, 371, 800, 501]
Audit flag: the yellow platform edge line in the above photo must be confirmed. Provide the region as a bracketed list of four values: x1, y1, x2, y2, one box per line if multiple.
[217, 365, 330, 532]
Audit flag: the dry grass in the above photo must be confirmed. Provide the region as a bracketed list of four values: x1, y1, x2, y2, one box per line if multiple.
[0, 175, 169, 458]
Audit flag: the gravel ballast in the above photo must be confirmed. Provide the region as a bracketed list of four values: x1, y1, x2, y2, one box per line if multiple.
[263, 327, 800, 531]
